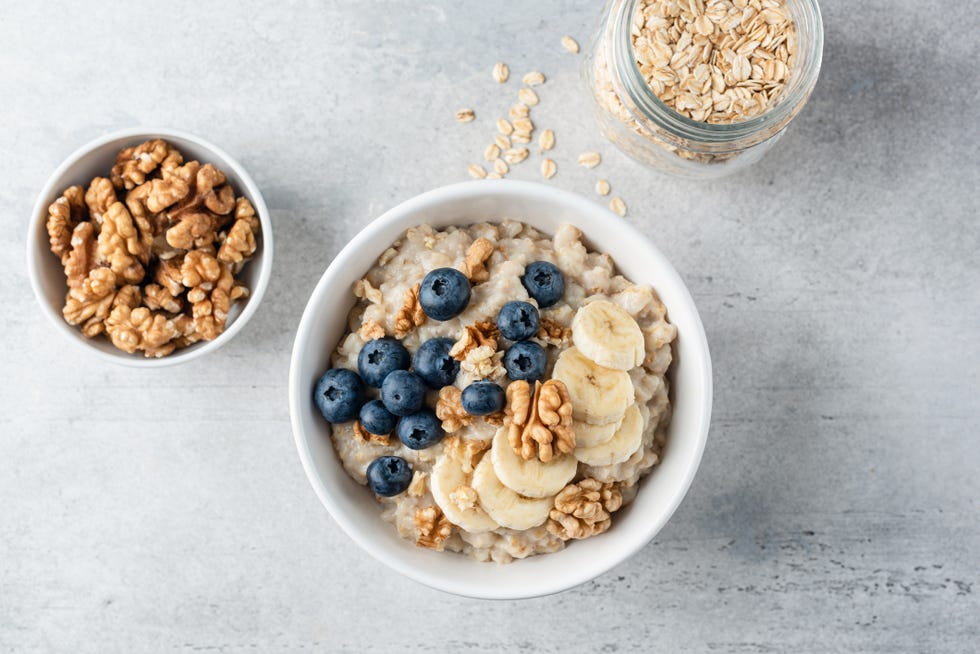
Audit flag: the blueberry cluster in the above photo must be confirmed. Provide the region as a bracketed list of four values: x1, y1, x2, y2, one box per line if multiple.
[313, 260, 565, 497]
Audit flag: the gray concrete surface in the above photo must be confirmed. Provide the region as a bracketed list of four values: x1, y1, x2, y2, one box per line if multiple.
[1, 1, 977, 652]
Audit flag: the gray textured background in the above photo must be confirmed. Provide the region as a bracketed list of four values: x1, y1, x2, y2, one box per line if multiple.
[1, 1, 977, 652]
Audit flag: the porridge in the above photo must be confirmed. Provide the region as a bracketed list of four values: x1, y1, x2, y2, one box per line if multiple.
[314, 220, 676, 562]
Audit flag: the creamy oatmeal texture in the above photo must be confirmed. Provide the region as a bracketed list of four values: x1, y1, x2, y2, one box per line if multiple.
[328, 221, 676, 562]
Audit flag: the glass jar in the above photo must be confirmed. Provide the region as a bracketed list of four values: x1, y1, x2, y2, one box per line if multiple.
[585, 0, 824, 179]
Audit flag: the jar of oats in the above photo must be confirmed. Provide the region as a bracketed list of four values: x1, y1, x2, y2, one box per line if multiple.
[585, 0, 823, 178]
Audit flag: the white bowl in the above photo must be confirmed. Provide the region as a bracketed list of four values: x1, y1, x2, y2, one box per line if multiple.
[289, 180, 711, 599]
[26, 127, 273, 367]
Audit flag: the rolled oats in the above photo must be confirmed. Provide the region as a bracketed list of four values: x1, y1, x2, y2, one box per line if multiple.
[561, 35, 580, 54]
[595, 179, 611, 196]
[540, 158, 557, 179]
[496, 118, 514, 135]
[484, 143, 501, 162]
[492, 62, 509, 84]
[522, 71, 546, 86]
[538, 129, 555, 152]
[518, 88, 539, 107]
[609, 197, 628, 217]
[468, 163, 488, 179]
[455, 108, 476, 123]
[577, 152, 602, 168]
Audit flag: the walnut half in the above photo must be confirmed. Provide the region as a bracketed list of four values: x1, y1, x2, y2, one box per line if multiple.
[504, 379, 575, 463]
[414, 506, 452, 550]
[458, 237, 494, 283]
[393, 282, 426, 338]
[547, 479, 623, 541]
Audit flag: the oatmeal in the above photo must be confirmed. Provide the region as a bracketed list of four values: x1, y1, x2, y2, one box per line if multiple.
[314, 221, 676, 563]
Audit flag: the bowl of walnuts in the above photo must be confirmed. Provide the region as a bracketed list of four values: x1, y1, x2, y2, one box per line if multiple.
[26, 128, 273, 366]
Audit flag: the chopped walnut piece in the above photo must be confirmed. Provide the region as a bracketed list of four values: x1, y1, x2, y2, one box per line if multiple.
[414, 506, 452, 550]
[112, 284, 142, 311]
[353, 420, 391, 445]
[450, 321, 500, 361]
[393, 282, 426, 338]
[143, 176, 191, 214]
[104, 305, 182, 357]
[84, 177, 118, 222]
[217, 210, 258, 263]
[442, 436, 491, 474]
[435, 386, 473, 433]
[167, 211, 217, 250]
[504, 379, 575, 463]
[110, 139, 173, 190]
[458, 237, 494, 283]
[358, 320, 385, 341]
[407, 471, 429, 497]
[180, 250, 222, 294]
[97, 202, 146, 284]
[168, 163, 234, 220]
[142, 283, 183, 313]
[547, 479, 623, 540]
[47, 186, 87, 263]
[449, 485, 479, 512]
[188, 261, 235, 341]
[62, 268, 118, 337]
[537, 317, 572, 346]
[63, 222, 98, 288]
[155, 255, 185, 296]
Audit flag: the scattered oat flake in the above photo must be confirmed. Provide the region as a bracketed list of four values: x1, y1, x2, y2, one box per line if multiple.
[484, 144, 501, 162]
[513, 117, 534, 133]
[468, 164, 487, 179]
[455, 108, 475, 123]
[493, 62, 509, 84]
[540, 158, 557, 179]
[595, 179, 611, 196]
[561, 35, 580, 54]
[494, 134, 511, 150]
[578, 151, 601, 168]
[523, 71, 546, 86]
[496, 118, 513, 135]
[511, 132, 531, 144]
[494, 158, 509, 175]
[518, 88, 539, 106]
[539, 129, 555, 151]
[504, 148, 529, 164]
[509, 104, 529, 119]
[609, 197, 627, 216]
[486, 172, 502, 180]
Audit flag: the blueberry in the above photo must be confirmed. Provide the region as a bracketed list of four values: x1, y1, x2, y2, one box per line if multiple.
[419, 267, 471, 321]
[503, 341, 547, 381]
[461, 381, 506, 416]
[380, 370, 427, 417]
[357, 337, 411, 387]
[366, 456, 413, 496]
[359, 399, 397, 435]
[496, 301, 540, 341]
[314, 368, 366, 423]
[414, 337, 461, 388]
[521, 261, 565, 308]
[396, 410, 445, 450]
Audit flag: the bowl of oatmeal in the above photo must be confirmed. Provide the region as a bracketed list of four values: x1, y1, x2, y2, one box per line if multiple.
[26, 127, 272, 366]
[289, 180, 710, 598]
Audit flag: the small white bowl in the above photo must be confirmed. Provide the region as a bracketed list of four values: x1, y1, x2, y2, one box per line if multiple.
[26, 128, 273, 367]
[289, 180, 711, 599]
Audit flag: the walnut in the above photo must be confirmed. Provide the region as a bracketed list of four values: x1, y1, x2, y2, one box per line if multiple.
[187, 261, 236, 341]
[83, 177, 118, 222]
[104, 305, 182, 357]
[167, 163, 235, 220]
[97, 202, 146, 284]
[143, 283, 183, 313]
[394, 283, 426, 338]
[547, 479, 623, 541]
[143, 176, 191, 214]
[46, 185, 87, 263]
[353, 420, 390, 445]
[180, 250, 222, 293]
[442, 435, 490, 474]
[504, 379, 575, 463]
[458, 237, 494, 283]
[217, 209, 258, 263]
[435, 386, 473, 433]
[537, 317, 572, 347]
[167, 211, 217, 250]
[407, 471, 429, 497]
[62, 268, 118, 337]
[414, 506, 452, 550]
[358, 320, 385, 341]
[112, 284, 142, 310]
[155, 255, 185, 296]
[449, 321, 499, 361]
[458, 345, 505, 384]
[110, 139, 173, 190]
[63, 222, 98, 288]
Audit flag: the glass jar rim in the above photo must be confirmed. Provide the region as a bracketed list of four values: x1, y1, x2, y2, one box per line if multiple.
[612, 0, 824, 144]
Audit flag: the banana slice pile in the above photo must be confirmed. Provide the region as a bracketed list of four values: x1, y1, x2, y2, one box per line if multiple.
[431, 300, 650, 533]
[555, 300, 647, 466]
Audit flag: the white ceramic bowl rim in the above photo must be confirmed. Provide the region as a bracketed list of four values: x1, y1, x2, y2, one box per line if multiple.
[288, 180, 712, 599]
[26, 127, 274, 368]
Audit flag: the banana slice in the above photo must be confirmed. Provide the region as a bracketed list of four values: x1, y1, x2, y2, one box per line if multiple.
[574, 416, 622, 448]
[472, 455, 553, 531]
[571, 300, 645, 371]
[431, 452, 500, 533]
[575, 404, 644, 466]
[552, 347, 635, 425]
[490, 427, 578, 499]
